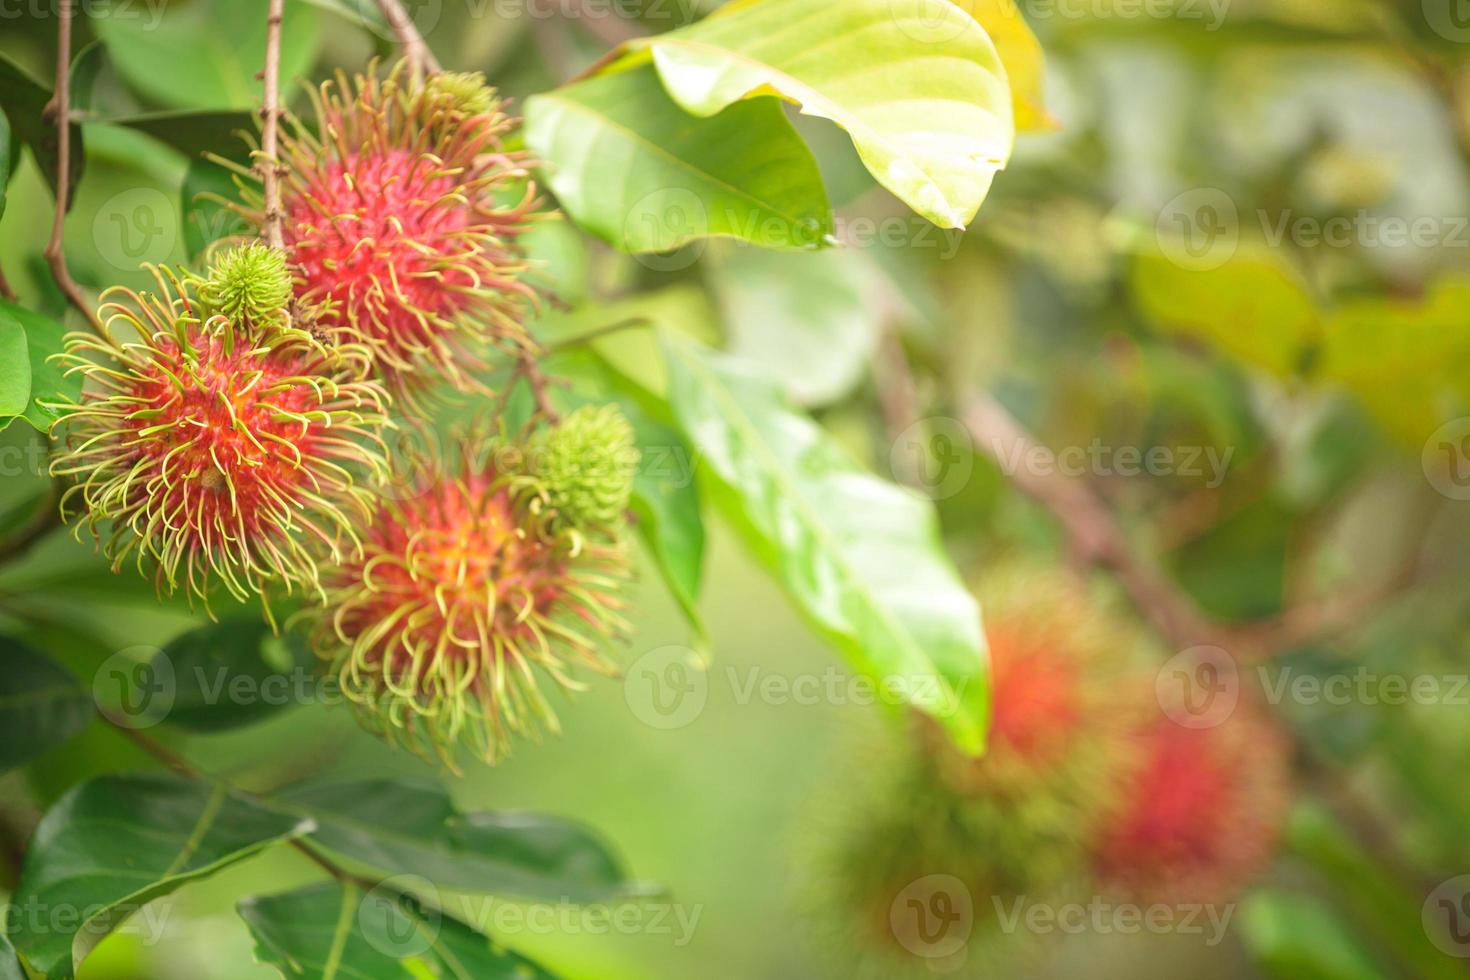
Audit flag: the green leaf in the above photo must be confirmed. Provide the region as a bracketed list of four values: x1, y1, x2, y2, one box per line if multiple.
[1240, 890, 1387, 980]
[239, 881, 556, 980]
[709, 246, 881, 407]
[659, 332, 989, 751]
[0, 52, 85, 209]
[0, 299, 81, 430]
[94, 0, 321, 110]
[0, 635, 92, 773]
[0, 310, 29, 421]
[524, 62, 832, 255]
[623, 0, 1015, 229]
[8, 774, 314, 978]
[109, 109, 256, 161]
[1130, 246, 1321, 378]
[144, 618, 315, 733]
[274, 780, 641, 903]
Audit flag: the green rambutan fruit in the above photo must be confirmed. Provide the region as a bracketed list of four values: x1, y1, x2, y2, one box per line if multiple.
[195, 242, 294, 335]
[520, 404, 638, 542]
[46, 266, 390, 616]
[310, 431, 632, 770]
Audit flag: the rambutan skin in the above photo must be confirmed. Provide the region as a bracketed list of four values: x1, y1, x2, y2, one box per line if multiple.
[1092, 705, 1292, 905]
[312, 436, 632, 768]
[46, 267, 390, 613]
[247, 64, 538, 396]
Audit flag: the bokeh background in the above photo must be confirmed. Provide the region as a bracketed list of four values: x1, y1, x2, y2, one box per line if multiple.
[4, 0, 1470, 976]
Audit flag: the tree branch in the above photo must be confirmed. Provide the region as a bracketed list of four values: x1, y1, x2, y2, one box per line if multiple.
[258, 0, 286, 250]
[375, 0, 440, 81]
[43, 0, 102, 335]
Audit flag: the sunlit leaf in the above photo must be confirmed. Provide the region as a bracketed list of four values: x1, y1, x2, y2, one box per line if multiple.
[0, 299, 81, 430]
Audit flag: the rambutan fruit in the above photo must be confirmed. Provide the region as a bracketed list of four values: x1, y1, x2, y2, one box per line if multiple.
[195, 242, 293, 335]
[46, 266, 390, 615]
[238, 63, 537, 397]
[312, 428, 634, 769]
[1091, 704, 1292, 905]
[520, 404, 638, 542]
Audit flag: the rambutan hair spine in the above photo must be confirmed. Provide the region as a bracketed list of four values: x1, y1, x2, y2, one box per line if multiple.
[44, 263, 394, 622]
[309, 415, 639, 771]
[217, 60, 543, 401]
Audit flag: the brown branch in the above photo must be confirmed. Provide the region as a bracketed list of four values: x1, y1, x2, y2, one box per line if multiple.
[43, 0, 101, 335]
[258, 0, 286, 250]
[0, 263, 17, 303]
[376, 0, 441, 81]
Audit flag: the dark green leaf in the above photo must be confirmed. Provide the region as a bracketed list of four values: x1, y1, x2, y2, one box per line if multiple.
[109, 109, 256, 162]
[94, 0, 322, 110]
[8, 774, 314, 978]
[660, 332, 989, 753]
[525, 62, 832, 255]
[275, 780, 640, 903]
[239, 880, 556, 980]
[69, 40, 108, 114]
[0, 299, 80, 430]
[0, 52, 84, 209]
[144, 618, 315, 732]
[0, 106, 11, 219]
[0, 635, 92, 773]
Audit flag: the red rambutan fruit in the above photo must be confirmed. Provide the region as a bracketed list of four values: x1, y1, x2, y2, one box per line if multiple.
[236, 64, 537, 397]
[313, 430, 634, 768]
[46, 266, 390, 616]
[1092, 705, 1292, 904]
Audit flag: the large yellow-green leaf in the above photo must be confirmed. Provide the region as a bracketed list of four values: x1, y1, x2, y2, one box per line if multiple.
[622, 0, 1015, 229]
[525, 63, 832, 254]
[952, 0, 1054, 132]
[1317, 278, 1470, 447]
[660, 333, 989, 752]
[1130, 246, 1321, 378]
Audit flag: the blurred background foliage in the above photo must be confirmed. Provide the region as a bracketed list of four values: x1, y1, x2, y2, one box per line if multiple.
[3, 0, 1470, 977]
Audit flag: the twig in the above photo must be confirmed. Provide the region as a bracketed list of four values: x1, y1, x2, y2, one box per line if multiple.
[376, 0, 440, 82]
[258, 0, 286, 250]
[0, 263, 17, 302]
[517, 350, 561, 425]
[42, 0, 102, 335]
[544, 316, 650, 354]
[873, 326, 922, 486]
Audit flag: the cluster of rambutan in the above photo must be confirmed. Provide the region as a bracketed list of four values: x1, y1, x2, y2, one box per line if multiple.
[46, 64, 638, 767]
[798, 564, 1292, 976]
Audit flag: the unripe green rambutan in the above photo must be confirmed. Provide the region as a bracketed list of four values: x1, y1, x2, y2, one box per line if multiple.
[46, 266, 390, 616]
[232, 61, 538, 399]
[521, 405, 638, 541]
[310, 432, 632, 769]
[195, 243, 293, 335]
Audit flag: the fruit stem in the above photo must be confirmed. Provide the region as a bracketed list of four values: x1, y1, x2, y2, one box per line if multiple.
[376, 0, 441, 84]
[259, 0, 286, 250]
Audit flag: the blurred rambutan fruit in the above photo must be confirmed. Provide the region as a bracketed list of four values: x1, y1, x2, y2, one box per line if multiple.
[235, 63, 537, 397]
[313, 425, 636, 768]
[46, 266, 389, 616]
[519, 404, 638, 543]
[1092, 705, 1291, 904]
